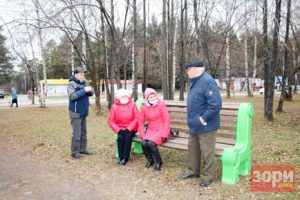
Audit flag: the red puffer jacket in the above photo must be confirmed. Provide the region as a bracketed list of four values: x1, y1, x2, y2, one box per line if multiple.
[108, 98, 139, 133]
[138, 99, 170, 145]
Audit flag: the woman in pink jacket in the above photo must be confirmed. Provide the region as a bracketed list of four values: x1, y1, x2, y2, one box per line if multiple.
[108, 89, 139, 165]
[138, 88, 170, 171]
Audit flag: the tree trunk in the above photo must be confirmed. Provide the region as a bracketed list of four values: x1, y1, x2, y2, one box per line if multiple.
[263, 0, 270, 117]
[132, 0, 138, 101]
[168, 0, 175, 100]
[193, 0, 201, 57]
[245, 29, 253, 97]
[179, 0, 186, 101]
[172, 17, 177, 99]
[35, 0, 47, 108]
[277, 0, 291, 112]
[82, 4, 87, 68]
[162, 0, 168, 99]
[225, 34, 231, 98]
[252, 3, 258, 81]
[143, 0, 147, 92]
[266, 0, 281, 120]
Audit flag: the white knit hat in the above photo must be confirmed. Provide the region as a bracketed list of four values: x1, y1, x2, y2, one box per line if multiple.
[115, 89, 130, 99]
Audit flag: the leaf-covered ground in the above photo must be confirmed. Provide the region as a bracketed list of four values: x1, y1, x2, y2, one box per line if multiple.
[0, 94, 299, 199]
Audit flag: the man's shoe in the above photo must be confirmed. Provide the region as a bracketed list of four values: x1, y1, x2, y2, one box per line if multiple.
[154, 162, 163, 171]
[180, 172, 199, 179]
[120, 158, 128, 165]
[145, 161, 154, 168]
[116, 157, 122, 164]
[80, 150, 93, 155]
[71, 153, 82, 159]
[199, 179, 213, 187]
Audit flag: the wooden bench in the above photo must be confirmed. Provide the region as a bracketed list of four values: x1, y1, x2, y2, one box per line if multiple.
[115, 100, 254, 184]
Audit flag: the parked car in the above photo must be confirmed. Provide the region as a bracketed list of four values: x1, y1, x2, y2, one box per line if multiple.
[0, 89, 4, 98]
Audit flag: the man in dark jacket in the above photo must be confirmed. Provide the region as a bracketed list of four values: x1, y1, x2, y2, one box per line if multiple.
[181, 59, 222, 187]
[68, 66, 94, 159]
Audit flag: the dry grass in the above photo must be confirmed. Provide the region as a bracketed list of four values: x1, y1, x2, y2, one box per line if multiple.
[0, 94, 299, 199]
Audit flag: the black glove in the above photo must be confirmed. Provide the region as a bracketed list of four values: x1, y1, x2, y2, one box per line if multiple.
[118, 130, 125, 136]
[161, 137, 168, 143]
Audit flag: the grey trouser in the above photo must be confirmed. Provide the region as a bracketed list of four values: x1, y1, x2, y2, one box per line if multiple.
[71, 117, 87, 155]
[187, 130, 216, 180]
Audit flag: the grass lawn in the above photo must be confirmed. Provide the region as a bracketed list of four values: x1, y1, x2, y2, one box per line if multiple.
[0, 94, 299, 199]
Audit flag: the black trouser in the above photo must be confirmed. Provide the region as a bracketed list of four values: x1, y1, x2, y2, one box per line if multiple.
[141, 140, 162, 163]
[11, 99, 18, 107]
[117, 131, 135, 160]
[71, 117, 87, 155]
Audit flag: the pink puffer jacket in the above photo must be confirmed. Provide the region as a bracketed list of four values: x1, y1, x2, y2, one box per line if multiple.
[138, 99, 170, 145]
[108, 98, 139, 133]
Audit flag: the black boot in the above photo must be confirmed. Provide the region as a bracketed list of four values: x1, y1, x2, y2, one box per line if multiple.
[145, 161, 154, 168]
[154, 162, 163, 171]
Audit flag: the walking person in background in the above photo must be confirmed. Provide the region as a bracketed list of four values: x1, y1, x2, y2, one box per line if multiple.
[108, 89, 139, 165]
[10, 87, 18, 107]
[180, 59, 222, 187]
[138, 88, 170, 171]
[27, 89, 33, 100]
[67, 66, 94, 159]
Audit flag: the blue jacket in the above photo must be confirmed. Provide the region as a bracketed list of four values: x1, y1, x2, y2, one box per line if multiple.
[187, 72, 222, 135]
[68, 76, 93, 118]
[11, 88, 17, 100]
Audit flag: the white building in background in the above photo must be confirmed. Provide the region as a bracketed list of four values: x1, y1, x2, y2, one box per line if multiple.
[40, 79, 69, 96]
[106, 80, 143, 94]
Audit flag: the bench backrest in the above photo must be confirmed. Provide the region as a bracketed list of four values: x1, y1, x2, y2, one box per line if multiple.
[163, 100, 240, 155]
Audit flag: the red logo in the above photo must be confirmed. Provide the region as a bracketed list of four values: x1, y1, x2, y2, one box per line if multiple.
[251, 166, 296, 192]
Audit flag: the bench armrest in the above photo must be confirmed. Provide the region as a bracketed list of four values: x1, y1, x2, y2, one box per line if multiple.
[221, 103, 254, 184]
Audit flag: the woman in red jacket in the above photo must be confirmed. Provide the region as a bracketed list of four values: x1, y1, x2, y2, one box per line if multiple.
[108, 89, 139, 165]
[138, 88, 170, 171]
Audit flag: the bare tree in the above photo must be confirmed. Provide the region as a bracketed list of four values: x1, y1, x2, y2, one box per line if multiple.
[265, 0, 282, 120]
[132, 0, 138, 101]
[179, 0, 187, 101]
[162, 0, 168, 99]
[143, 0, 148, 92]
[35, 0, 48, 108]
[277, 0, 291, 112]
[244, 1, 252, 97]
[263, 0, 270, 116]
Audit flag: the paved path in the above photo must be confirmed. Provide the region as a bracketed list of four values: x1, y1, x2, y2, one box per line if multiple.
[0, 152, 106, 200]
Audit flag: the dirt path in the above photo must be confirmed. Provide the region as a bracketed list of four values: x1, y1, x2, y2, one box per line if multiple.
[0, 152, 107, 200]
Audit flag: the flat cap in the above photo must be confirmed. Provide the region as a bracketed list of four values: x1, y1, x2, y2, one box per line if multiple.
[184, 59, 205, 69]
[74, 66, 87, 74]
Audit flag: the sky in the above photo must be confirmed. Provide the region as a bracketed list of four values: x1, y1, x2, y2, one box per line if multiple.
[0, 0, 291, 70]
[0, 0, 163, 69]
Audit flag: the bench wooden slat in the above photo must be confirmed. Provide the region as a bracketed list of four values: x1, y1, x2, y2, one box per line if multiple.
[132, 136, 233, 156]
[168, 128, 235, 138]
[170, 116, 237, 123]
[220, 110, 238, 116]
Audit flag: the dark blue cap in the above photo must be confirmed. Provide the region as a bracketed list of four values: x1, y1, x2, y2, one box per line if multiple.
[184, 59, 205, 69]
[74, 66, 87, 74]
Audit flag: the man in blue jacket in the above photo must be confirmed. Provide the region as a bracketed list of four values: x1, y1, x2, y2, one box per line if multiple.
[68, 66, 94, 159]
[181, 59, 222, 187]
